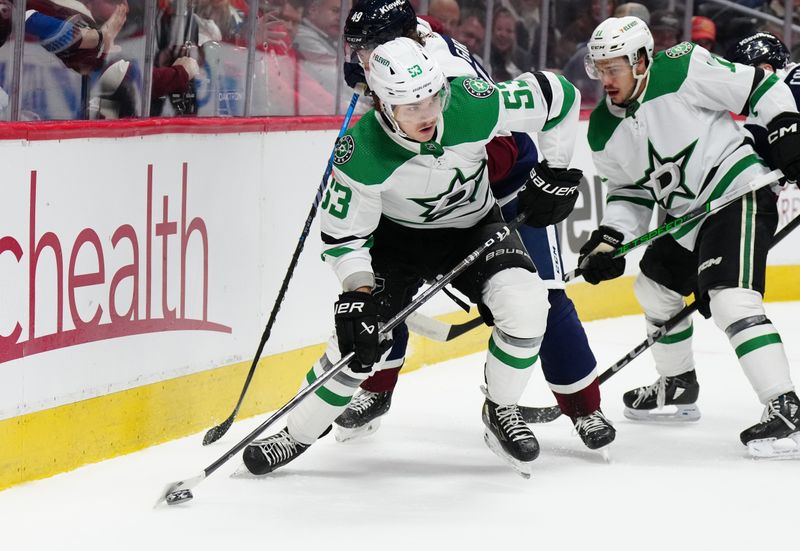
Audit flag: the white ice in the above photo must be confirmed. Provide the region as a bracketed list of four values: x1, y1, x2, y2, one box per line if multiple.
[3, 303, 799, 551]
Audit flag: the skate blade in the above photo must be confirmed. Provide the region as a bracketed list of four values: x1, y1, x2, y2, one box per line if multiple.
[483, 429, 533, 479]
[230, 462, 265, 479]
[747, 432, 800, 460]
[599, 446, 612, 463]
[335, 418, 381, 443]
[623, 404, 701, 423]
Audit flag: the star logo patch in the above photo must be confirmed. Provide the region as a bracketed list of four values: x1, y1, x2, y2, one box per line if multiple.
[634, 140, 697, 209]
[410, 161, 487, 222]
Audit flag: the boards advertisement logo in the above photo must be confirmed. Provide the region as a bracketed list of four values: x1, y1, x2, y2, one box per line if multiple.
[0, 163, 231, 365]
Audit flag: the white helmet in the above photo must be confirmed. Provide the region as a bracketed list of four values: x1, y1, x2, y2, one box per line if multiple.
[585, 16, 654, 103]
[366, 37, 449, 135]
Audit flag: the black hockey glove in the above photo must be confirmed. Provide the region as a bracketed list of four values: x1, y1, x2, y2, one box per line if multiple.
[343, 58, 367, 90]
[767, 112, 800, 183]
[578, 226, 626, 285]
[334, 291, 387, 373]
[517, 161, 583, 227]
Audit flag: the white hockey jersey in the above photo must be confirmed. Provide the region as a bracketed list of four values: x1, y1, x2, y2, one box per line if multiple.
[589, 42, 797, 248]
[321, 73, 580, 290]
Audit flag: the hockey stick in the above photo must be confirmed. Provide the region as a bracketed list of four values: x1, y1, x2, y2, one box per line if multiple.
[159, 210, 533, 505]
[520, 208, 800, 424]
[410, 170, 786, 343]
[202, 90, 362, 446]
[405, 312, 484, 342]
[563, 169, 784, 282]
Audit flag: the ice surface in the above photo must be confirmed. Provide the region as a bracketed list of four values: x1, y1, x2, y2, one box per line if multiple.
[3, 303, 799, 550]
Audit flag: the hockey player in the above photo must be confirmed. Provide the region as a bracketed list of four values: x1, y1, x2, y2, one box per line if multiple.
[243, 37, 584, 477]
[730, 32, 800, 179]
[580, 16, 800, 455]
[334, 0, 615, 451]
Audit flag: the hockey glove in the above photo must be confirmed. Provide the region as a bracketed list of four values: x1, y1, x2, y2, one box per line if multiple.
[517, 161, 583, 227]
[335, 291, 387, 373]
[767, 112, 800, 183]
[578, 226, 626, 284]
[343, 57, 367, 90]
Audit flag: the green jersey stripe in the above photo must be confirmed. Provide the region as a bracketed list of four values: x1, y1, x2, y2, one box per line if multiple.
[542, 75, 577, 131]
[734, 333, 782, 358]
[306, 369, 351, 406]
[672, 153, 764, 239]
[749, 73, 780, 116]
[488, 335, 538, 369]
[658, 324, 694, 344]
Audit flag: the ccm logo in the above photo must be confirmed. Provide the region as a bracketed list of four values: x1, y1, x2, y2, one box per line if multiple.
[336, 302, 365, 314]
[768, 123, 798, 143]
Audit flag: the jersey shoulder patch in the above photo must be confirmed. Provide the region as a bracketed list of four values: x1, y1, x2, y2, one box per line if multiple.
[461, 77, 495, 98]
[664, 41, 694, 59]
[333, 135, 355, 165]
[335, 112, 415, 185]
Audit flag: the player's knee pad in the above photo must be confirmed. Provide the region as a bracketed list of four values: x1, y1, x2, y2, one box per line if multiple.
[709, 287, 768, 335]
[634, 272, 685, 322]
[482, 267, 548, 338]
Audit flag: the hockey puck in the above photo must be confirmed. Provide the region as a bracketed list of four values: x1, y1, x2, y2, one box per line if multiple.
[165, 488, 194, 505]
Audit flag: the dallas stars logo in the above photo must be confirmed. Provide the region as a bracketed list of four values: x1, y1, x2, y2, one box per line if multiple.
[634, 140, 697, 209]
[333, 135, 355, 165]
[463, 78, 495, 98]
[410, 161, 487, 222]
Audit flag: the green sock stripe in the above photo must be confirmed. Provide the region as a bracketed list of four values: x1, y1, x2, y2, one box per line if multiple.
[735, 333, 782, 358]
[306, 368, 351, 406]
[658, 323, 694, 344]
[488, 335, 538, 369]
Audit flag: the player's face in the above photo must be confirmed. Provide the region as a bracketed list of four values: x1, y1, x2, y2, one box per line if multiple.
[594, 57, 637, 105]
[393, 93, 443, 142]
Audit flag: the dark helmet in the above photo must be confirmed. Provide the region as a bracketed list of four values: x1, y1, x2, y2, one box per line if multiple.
[343, 0, 417, 50]
[729, 32, 790, 70]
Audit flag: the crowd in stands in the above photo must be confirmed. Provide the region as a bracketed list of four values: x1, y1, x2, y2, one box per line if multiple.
[0, 0, 799, 120]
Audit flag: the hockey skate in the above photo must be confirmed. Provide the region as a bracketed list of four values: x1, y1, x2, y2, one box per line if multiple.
[482, 398, 539, 478]
[334, 390, 393, 442]
[242, 428, 311, 475]
[741, 391, 800, 459]
[623, 370, 701, 422]
[573, 409, 616, 458]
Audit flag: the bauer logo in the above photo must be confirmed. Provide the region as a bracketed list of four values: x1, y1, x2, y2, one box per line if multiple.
[334, 135, 355, 165]
[666, 42, 693, 58]
[463, 78, 495, 98]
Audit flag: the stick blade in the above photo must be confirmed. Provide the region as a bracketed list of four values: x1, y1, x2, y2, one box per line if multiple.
[203, 415, 234, 446]
[519, 405, 562, 424]
[155, 473, 205, 508]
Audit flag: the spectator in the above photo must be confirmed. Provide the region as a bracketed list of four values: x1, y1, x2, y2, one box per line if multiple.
[428, 0, 460, 36]
[490, 7, 527, 80]
[196, 0, 246, 44]
[456, 12, 484, 57]
[293, 0, 351, 112]
[692, 15, 717, 53]
[650, 9, 680, 52]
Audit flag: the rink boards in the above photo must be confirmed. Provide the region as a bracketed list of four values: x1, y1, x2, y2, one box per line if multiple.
[0, 117, 798, 491]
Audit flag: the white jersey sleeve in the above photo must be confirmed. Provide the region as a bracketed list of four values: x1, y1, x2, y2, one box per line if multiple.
[494, 71, 581, 169]
[683, 45, 797, 127]
[321, 167, 383, 291]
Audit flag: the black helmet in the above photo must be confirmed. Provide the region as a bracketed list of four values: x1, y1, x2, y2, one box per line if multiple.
[343, 0, 417, 50]
[729, 32, 790, 70]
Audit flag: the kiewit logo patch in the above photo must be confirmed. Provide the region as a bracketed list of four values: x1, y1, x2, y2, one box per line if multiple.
[666, 42, 693, 58]
[463, 78, 495, 98]
[333, 135, 355, 165]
